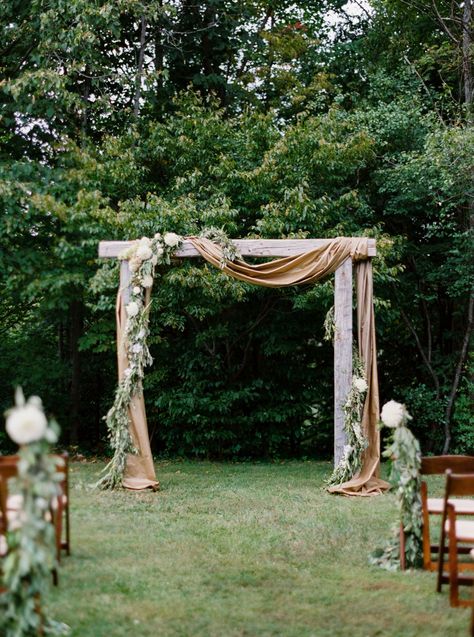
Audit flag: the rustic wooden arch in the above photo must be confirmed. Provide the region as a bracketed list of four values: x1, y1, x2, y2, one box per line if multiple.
[99, 237, 377, 471]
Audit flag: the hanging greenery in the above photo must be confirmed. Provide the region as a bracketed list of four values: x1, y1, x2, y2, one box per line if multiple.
[97, 228, 240, 489]
[369, 401, 423, 571]
[326, 350, 369, 487]
[0, 388, 70, 636]
[96, 232, 183, 489]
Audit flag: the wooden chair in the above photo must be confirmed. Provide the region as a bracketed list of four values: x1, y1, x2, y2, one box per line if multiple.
[420, 455, 474, 571]
[53, 452, 71, 560]
[0, 475, 8, 594]
[0, 453, 71, 570]
[437, 471, 474, 607]
[471, 549, 474, 636]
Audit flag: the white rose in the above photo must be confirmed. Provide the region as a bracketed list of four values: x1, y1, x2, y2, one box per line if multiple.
[136, 245, 153, 261]
[133, 286, 141, 295]
[353, 377, 368, 393]
[131, 343, 142, 354]
[164, 232, 180, 247]
[123, 368, 132, 377]
[6, 404, 48, 445]
[380, 400, 411, 428]
[154, 232, 162, 241]
[137, 329, 146, 339]
[126, 301, 140, 318]
[151, 255, 158, 266]
[141, 275, 153, 288]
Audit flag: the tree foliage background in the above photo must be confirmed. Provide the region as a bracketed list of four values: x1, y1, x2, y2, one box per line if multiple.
[0, 0, 472, 458]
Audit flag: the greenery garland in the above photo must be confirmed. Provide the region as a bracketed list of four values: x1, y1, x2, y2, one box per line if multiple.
[96, 231, 183, 489]
[324, 307, 369, 487]
[326, 351, 369, 486]
[1, 389, 69, 636]
[97, 228, 239, 489]
[369, 401, 423, 571]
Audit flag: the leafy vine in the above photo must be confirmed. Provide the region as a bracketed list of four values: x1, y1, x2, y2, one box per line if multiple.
[1, 389, 69, 636]
[369, 401, 423, 570]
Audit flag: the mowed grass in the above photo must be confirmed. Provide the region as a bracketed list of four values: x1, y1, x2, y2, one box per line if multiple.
[48, 461, 469, 637]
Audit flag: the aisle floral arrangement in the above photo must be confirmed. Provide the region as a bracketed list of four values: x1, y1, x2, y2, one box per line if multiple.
[369, 400, 423, 571]
[0, 388, 69, 636]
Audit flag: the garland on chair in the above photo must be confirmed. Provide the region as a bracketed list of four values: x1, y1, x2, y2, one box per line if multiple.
[97, 228, 239, 490]
[369, 401, 423, 571]
[1, 388, 70, 636]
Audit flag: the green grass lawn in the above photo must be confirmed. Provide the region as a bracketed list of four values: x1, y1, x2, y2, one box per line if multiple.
[48, 460, 469, 637]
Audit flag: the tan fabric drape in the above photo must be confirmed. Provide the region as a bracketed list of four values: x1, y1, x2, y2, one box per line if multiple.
[116, 290, 159, 490]
[328, 260, 390, 495]
[189, 236, 389, 496]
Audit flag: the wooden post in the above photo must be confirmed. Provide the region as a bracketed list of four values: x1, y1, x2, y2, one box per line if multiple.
[334, 257, 353, 467]
[120, 260, 131, 305]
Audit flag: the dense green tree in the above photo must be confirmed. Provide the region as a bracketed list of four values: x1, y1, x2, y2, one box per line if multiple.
[0, 1, 472, 456]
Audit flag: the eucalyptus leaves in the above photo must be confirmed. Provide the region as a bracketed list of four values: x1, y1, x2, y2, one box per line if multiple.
[326, 352, 369, 487]
[97, 232, 183, 489]
[369, 400, 423, 571]
[1, 389, 69, 636]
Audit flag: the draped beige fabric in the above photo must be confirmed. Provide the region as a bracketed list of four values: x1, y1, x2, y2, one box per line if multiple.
[119, 235, 388, 495]
[188, 236, 389, 496]
[116, 290, 159, 490]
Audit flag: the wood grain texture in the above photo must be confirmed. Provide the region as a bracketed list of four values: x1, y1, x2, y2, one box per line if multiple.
[334, 257, 353, 467]
[99, 238, 376, 258]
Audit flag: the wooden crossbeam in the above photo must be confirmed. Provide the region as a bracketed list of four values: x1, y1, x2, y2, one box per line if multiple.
[99, 238, 376, 258]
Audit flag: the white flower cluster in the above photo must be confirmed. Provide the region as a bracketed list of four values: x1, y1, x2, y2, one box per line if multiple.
[380, 400, 412, 429]
[5, 387, 57, 446]
[121, 231, 183, 383]
[353, 376, 368, 393]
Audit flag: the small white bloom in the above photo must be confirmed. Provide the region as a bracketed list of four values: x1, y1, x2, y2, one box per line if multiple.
[131, 343, 142, 354]
[343, 444, 353, 457]
[164, 232, 180, 247]
[133, 286, 141, 295]
[136, 245, 153, 261]
[6, 404, 48, 445]
[124, 368, 132, 377]
[380, 400, 411, 428]
[139, 237, 151, 246]
[126, 301, 140, 318]
[155, 246, 164, 258]
[154, 232, 162, 241]
[141, 275, 153, 288]
[353, 377, 368, 393]
[151, 255, 158, 266]
[137, 329, 146, 339]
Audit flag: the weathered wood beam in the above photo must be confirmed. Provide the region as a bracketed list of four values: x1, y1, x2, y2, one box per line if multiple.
[119, 260, 131, 306]
[99, 238, 376, 259]
[334, 257, 353, 468]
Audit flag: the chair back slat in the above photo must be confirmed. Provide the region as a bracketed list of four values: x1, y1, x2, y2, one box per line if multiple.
[445, 472, 474, 498]
[421, 455, 474, 475]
